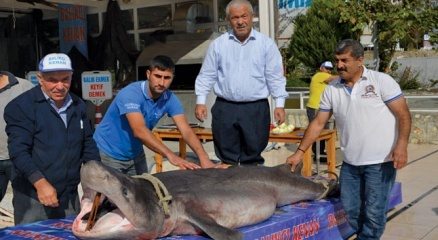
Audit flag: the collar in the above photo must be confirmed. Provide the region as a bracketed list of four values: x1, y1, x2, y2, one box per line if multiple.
[41, 88, 73, 109]
[228, 28, 256, 44]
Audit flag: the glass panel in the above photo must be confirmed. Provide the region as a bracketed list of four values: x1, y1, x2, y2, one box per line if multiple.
[139, 32, 158, 50]
[138, 5, 172, 29]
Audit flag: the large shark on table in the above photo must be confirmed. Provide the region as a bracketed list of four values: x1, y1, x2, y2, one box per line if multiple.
[72, 160, 337, 240]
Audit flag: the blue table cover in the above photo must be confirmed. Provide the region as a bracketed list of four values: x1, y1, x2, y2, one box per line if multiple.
[0, 182, 401, 240]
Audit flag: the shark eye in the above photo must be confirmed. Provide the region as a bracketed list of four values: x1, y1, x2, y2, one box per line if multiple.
[122, 187, 128, 196]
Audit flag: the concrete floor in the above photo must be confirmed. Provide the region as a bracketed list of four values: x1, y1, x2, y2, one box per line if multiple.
[0, 141, 437, 240]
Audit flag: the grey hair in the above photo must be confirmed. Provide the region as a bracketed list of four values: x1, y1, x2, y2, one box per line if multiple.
[335, 39, 364, 58]
[225, 0, 253, 19]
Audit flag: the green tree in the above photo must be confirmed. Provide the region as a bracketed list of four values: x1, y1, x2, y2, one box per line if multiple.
[337, 0, 438, 72]
[285, 0, 355, 86]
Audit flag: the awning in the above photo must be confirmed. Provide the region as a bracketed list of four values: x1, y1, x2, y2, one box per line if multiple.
[136, 31, 220, 66]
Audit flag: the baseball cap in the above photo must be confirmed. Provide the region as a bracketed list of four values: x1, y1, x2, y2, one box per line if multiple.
[38, 53, 73, 73]
[321, 61, 333, 69]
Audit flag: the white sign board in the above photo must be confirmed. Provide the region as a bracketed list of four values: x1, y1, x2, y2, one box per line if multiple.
[81, 71, 112, 103]
[25, 71, 40, 86]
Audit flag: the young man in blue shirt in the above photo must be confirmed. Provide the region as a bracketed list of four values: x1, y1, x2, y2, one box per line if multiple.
[94, 55, 225, 175]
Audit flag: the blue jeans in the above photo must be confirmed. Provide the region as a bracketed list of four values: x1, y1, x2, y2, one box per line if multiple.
[340, 161, 396, 240]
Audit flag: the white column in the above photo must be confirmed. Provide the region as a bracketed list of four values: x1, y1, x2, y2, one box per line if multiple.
[258, 0, 278, 124]
[258, 0, 276, 39]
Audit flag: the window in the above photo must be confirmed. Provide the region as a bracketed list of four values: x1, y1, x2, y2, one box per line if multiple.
[137, 5, 172, 29]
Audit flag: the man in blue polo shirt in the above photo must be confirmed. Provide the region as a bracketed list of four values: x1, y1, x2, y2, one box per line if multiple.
[94, 55, 224, 175]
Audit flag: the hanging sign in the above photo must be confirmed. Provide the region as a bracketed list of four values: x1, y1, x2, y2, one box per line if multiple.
[81, 71, 113, 104]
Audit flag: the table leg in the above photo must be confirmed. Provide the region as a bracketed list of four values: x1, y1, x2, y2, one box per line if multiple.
[302, 148, 313, 177]
[153, 132, 163, 173]
[326, 131, 337, 179]
[179, 139, 187, 159]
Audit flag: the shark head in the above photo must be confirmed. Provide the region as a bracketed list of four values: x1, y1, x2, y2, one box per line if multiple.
[72, 161, 166, 239]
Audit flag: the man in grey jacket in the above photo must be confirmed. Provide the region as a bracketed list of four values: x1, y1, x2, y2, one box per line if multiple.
[0, 71, 34, 202]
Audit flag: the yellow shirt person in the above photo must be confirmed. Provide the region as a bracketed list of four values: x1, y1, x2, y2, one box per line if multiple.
[307, 61, 336, 109]
[305, 61, 337, 162]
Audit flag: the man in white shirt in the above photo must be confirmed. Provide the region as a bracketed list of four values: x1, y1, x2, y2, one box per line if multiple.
[287, 39, 411, 239]
[195, 0, 288, 166]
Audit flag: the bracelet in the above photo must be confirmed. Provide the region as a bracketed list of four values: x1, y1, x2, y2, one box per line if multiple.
[297, 147, 305, 153]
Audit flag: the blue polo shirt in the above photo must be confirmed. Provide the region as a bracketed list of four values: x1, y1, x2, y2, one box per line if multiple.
[94, 81, 184, 160]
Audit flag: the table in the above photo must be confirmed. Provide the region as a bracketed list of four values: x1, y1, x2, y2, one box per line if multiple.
[152, 128, 337, 178]
[0, 182, 403, 240]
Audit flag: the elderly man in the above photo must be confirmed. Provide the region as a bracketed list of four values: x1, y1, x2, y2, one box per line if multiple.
[195, 0, 288, 166]
[4, 53, 100, 224]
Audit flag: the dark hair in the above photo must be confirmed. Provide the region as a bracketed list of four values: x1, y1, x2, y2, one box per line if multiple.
[149, 55, 175, 73]
[335, 39, 364, 58]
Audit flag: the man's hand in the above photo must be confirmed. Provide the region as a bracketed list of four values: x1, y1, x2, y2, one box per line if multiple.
[34, 178, 59, 208]
[195, 104, 208, 122]
[392, 144, 408, 169]
[286, 152, 303, 173]
[201, 160, 230, 169]
[274, 107, 285, 125]
[167, 155, 201, 170]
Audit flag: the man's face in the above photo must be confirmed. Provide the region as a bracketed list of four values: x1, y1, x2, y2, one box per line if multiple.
[146, 68, 173, 98]
[335, 51, 364, 82]
[38, 71, 72, 105]
[228, 4, 253, 42]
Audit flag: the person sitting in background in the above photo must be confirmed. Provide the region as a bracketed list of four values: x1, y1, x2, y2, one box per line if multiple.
[4, 53, 100, 225]
[306, 61, 338, 162]
[93, 55, 226, 176]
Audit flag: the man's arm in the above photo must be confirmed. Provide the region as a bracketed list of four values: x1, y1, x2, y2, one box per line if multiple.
[4, 100, 59, 207]
[173, 114, 227, 169]
[125, 112, 200, 170]
[195, 42, 218, 122]
[286, 111, 332, 171]
[386, 97, 411, 169]
[264, 39, 288, 125]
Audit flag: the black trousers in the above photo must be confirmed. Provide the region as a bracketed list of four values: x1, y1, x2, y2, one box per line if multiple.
[211, 97, 270, 165]
[13, 187, 80, 225]
[0, 159, 12, 201]
[306, 107, 329, 158]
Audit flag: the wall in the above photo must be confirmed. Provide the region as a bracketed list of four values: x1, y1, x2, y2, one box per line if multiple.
[395, 57, 438, 85]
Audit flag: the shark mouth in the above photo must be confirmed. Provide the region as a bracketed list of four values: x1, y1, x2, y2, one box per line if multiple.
[72, 192, 135, 238]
